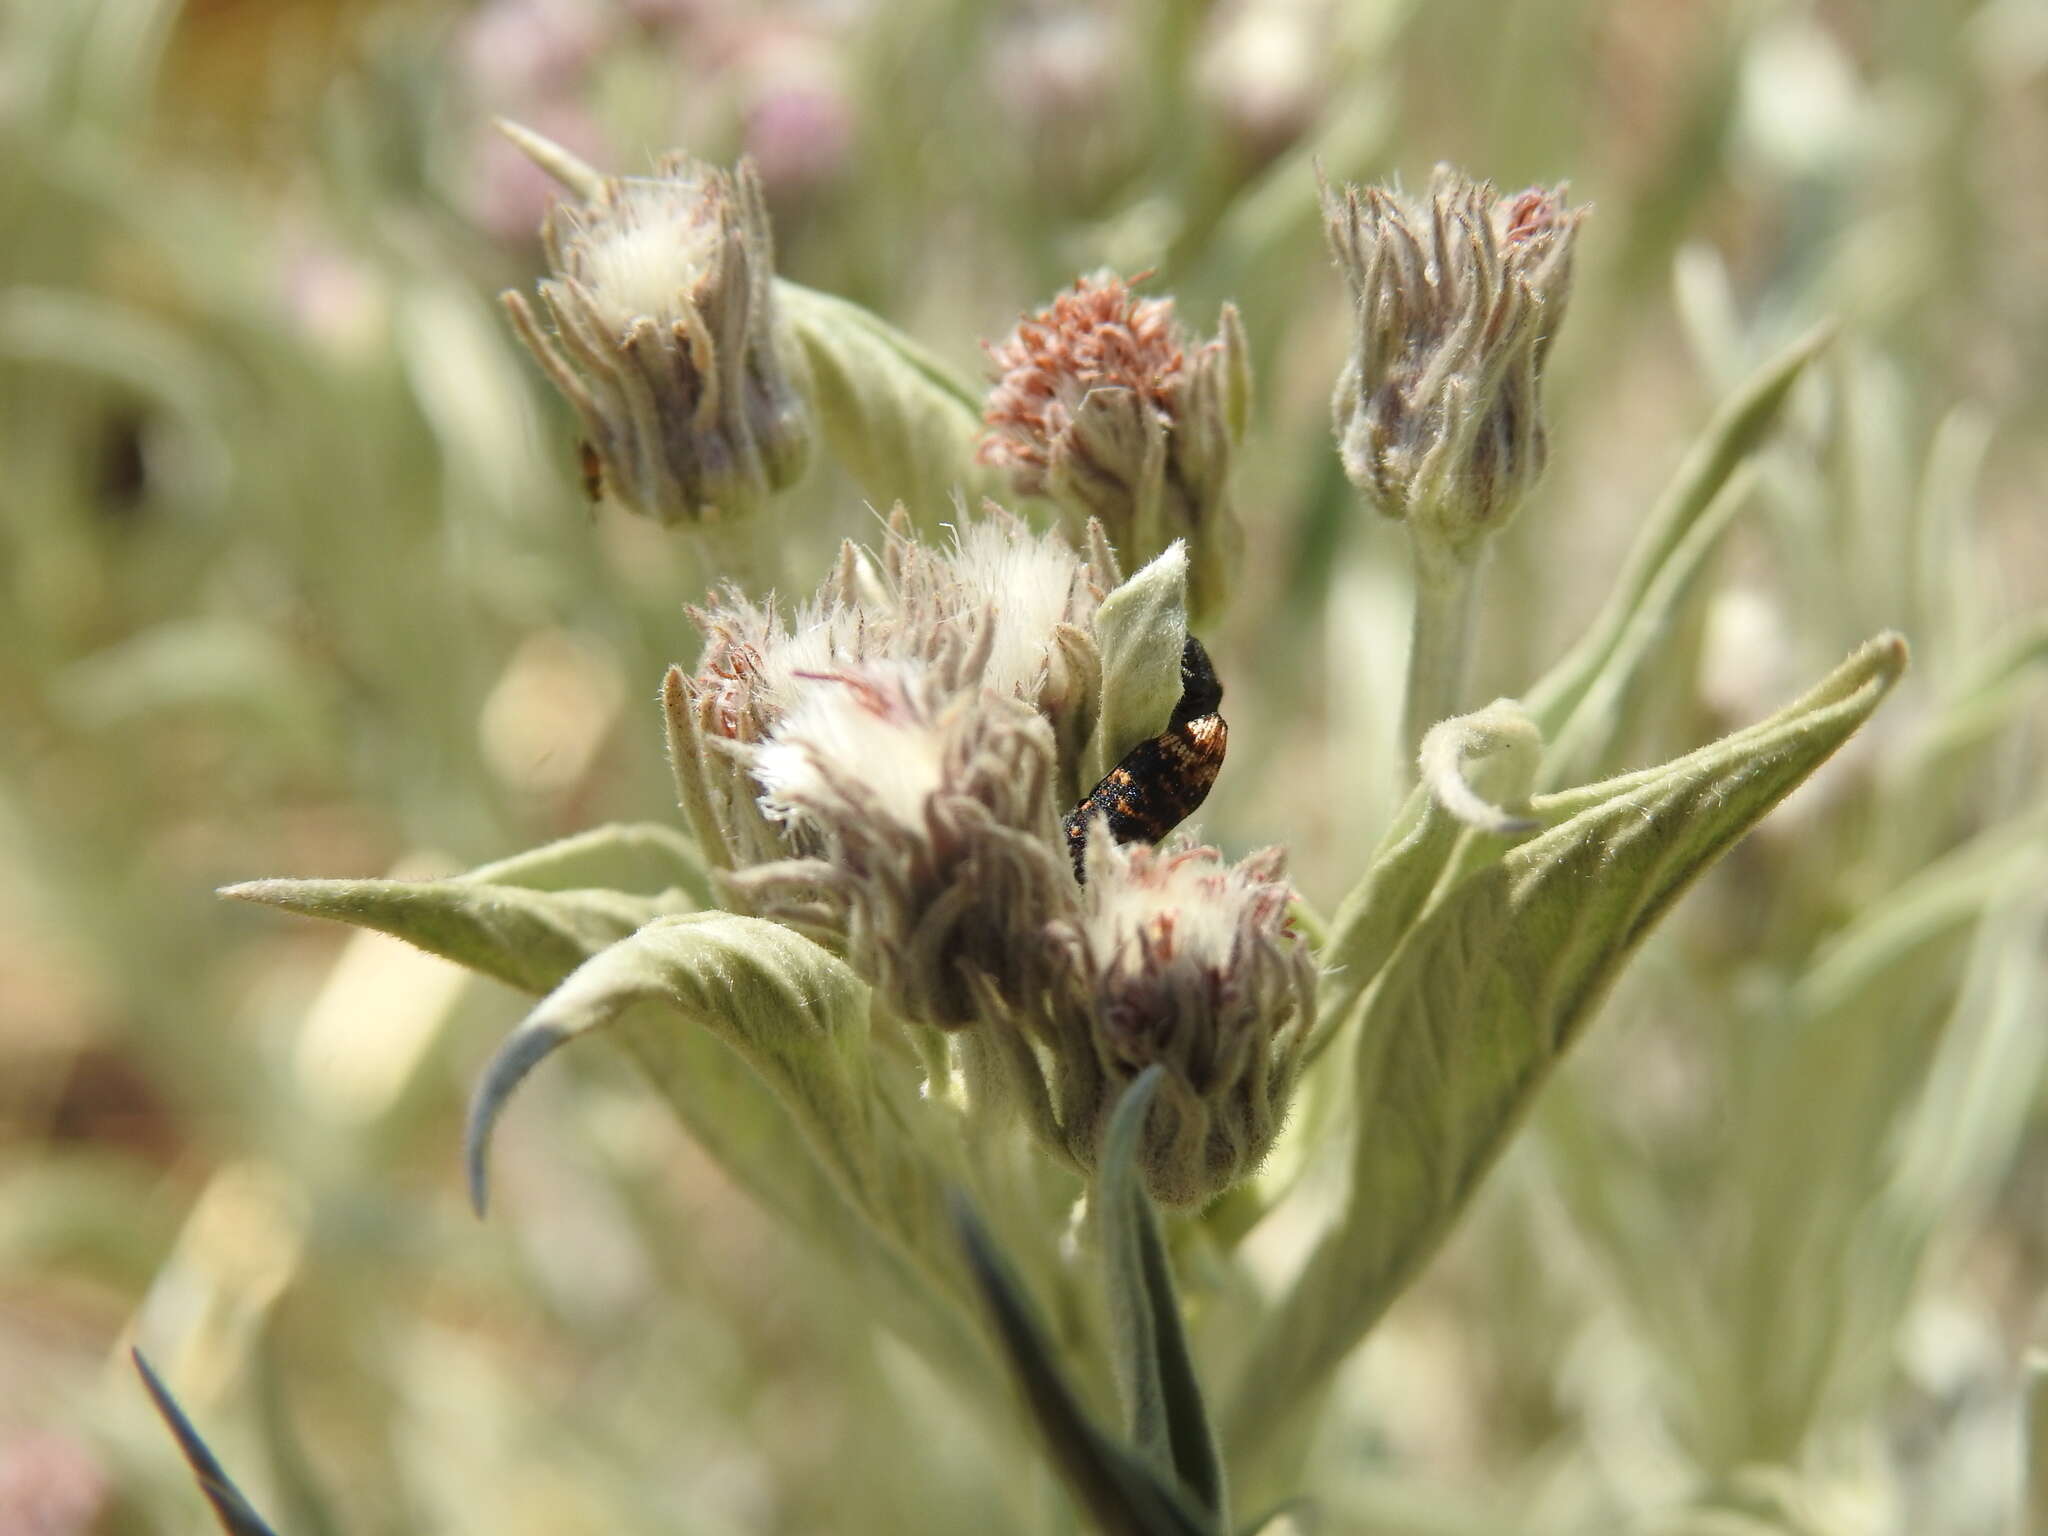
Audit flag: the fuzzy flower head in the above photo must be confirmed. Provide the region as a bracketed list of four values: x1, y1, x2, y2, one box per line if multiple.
[1323, 166, 1582, 561]
[661, 506, 1313, 1203]
[743, 660, 1071, 1027]
[1046, 840, 1314, 1205]
[502, 146, 811, 528]
[981, 274, 1249, 621]
[666, 509, 1108, 1028]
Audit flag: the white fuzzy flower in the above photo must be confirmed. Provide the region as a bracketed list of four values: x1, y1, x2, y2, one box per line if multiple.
[502, 149, 811, 527]
[566, 173, 727, 333]
[665, 510, 1108, 1028]
[751, 664, 958, 837]
[660, 504, 1311, 1203]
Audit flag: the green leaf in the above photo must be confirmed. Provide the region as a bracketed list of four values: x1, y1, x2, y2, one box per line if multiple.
[451, 903, 1005, 1402]
[1225, 634, 1905, 1462]
[466, 912, 869, 1211]
[462, 915, 976, 1337]
[221, 825, 710, 994]
[462, 821, 713, 903]
[1088, 544, 1193, 784]
[133, 1350, 284, 1536]
[222, 877, 678, 997]
[1099, 1068, 1228, 1525]
[1309, 701, 1543, 1071]
[1526, 325, 1831, 739]
[954, 1196, 1220, 1536]
[776, 278, 996, 520]
[1305, 788, 1458, 1068]
[1536, 467, 1754, 787]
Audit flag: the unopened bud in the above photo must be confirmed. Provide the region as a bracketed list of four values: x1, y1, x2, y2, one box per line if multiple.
[1323, 166, 1582, 561]
[502, 142, 811, 527]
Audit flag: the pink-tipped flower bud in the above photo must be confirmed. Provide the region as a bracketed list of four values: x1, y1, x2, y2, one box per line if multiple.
[1046, 840, 1314, 1205]
[980, 274, 1249, 621]
[1323, 166, 1583, 561]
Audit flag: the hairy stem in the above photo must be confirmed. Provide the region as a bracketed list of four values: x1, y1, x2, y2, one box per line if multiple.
[692, 512, 777, 593]
[1402, 535, 1483, 763]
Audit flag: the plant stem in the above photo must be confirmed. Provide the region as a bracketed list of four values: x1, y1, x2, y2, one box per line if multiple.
[1402, 535, 1483, 764]
[693, 511, 778, 593]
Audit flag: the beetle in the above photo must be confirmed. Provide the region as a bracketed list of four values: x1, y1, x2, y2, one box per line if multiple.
[1062, 636, 1227, 878]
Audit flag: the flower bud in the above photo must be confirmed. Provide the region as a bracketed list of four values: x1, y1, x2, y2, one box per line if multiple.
[742, 662, 1075, 1028]
[666, 509, 1112, 1028]
[1047, 840, 1314, 1206]
[1322, 166, 1581, 561]
[502, 150, 812, 527]
[662, 505, 1310, 1205]
[980, 274, 1248, 620]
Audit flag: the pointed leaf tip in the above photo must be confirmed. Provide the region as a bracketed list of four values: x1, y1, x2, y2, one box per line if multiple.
[213, 874, 666, 997]
[493, 117, 606, 201]
[464, 1020, 573, 1217]
[133, 1350, 283, 1536]
[217, 879, 289, 904]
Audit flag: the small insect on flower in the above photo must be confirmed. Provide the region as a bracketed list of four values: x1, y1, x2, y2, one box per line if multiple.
[1063, 636, 1227, 876]
[578, 440, 603, 505]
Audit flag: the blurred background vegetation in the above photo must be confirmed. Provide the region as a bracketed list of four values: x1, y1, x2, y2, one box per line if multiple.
[2, 0, 2044, 1531]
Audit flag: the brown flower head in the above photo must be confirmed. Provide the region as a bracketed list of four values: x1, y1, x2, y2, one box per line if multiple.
[663, 508, 1109, 1027]
[981, 273, 1248, 620]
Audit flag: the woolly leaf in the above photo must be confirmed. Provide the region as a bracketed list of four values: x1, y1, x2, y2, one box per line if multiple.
[1527, 325, 1831, 740]
[1089, 543, 1193, 784]
[777, 279, 995, 520]
[1227, 634, 1905, 1460]
[1099, 1067, 1227, 1525]
[955, 1196, 1219, 1536]
[466, 912, 870, 1212]
[222, 877, 677, 997]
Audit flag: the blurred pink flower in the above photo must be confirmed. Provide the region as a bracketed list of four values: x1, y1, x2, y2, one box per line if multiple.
[0, 1434, 108, 1536]
[457, 0, 614, 103]
[741, 64, 854, 192]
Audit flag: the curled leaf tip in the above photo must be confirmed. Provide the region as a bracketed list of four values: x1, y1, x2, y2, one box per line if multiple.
[1418, 701, 1544, 836]
[464, 1021, 573, 1218]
